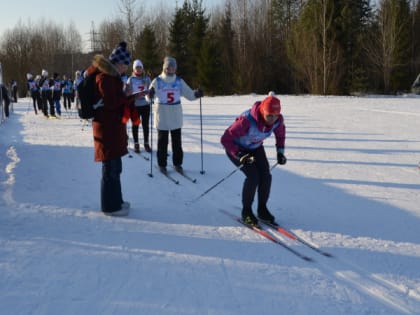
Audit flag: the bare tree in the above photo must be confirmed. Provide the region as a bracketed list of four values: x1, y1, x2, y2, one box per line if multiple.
[365, 0, 411, 92]
[97, 19, 127, 54]
[118, 0, 145, 53]
[287, 0, 341, 94]
[0, 19, 84, 96]
[148, 3, 172, 58]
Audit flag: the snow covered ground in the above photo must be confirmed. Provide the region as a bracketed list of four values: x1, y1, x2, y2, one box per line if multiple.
[1, 94, 420, 315]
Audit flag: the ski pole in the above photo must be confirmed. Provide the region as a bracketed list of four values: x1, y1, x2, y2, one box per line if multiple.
[187, 164, 244, 204]
[199, 96, 205, 174]
[188, 161, 279, 205]
[148, 97, 154, 178]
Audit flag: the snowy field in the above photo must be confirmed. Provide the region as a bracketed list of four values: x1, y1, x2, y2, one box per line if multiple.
[1, 94, 420, 315]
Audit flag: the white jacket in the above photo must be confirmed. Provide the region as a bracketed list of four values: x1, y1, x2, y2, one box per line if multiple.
[149, 73, 197, 130]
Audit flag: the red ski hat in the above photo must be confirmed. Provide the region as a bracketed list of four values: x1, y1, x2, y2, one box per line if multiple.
[259, 96, 281, 116]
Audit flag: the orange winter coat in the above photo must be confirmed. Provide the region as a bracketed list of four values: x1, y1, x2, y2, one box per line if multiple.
[122, 101, 141, 126]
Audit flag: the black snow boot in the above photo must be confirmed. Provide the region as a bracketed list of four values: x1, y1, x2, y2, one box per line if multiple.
[257, 206, 275, 224]
[242, 207, 258, 226]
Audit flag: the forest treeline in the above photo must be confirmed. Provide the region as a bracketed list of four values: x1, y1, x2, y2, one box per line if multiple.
[1, 0, 419, 97]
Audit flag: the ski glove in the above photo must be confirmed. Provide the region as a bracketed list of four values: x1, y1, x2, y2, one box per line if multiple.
[148, 87, 155, 99]
[238, 152, 255, 165]
[194, 89, 204, 98]
[277, 152, 287, 165]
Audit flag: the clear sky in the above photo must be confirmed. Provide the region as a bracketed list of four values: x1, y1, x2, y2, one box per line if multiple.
[0, 0, 225, 51]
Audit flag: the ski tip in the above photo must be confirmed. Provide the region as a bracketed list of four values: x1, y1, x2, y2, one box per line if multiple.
[303, 256, 314, 262]
[323, 252, 333, 258]
[192, 179, 197, 183]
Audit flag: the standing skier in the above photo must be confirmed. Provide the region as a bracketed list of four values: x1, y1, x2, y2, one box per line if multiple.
[26, 73, 41, 114]
[11, 80, 18, 103]
[73, 70, 83, 116]
[221, 94, 287, 226]
[1, 83, 11, 117]
[51, 73, 63, 117]
[62, 75, 73, 111]
[126, 59, 152, 153]
[39, 69, 55, 118]
[148, 56, 203, 172]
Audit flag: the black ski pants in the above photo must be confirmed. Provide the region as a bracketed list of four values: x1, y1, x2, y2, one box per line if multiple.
[41, 90, 54, 116]
[132, 105, 150, 144]
[63, 93, 72, 109]
[157, 128, 183, 167]
[227, 145, 272, 211]
[31, 91, 42, 112]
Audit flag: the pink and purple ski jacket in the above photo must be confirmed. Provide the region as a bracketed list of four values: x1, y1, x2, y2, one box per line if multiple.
[221, 101, 286, 158]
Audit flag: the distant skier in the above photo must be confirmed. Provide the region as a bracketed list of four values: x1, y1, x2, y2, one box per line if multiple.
[221, 94, 287, 226]
[39, 69, 55, 117]
[51, 73, 63, 116]
[26, 73, 41, 114]
[11, 79, 18, 102]
[412, 73, 420, 94]
[62, 75, 73, 111]
[73, 70, 83, 115]
[1, 83, 11, 117]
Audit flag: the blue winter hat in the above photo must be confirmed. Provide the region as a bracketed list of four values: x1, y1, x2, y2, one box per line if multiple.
[109, 41, 131, 65]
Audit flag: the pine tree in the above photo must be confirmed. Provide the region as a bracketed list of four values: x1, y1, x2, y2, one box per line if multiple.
[413, 1, 420, 77]
[136, 24, 161, 78]
[196, 31, 224, 95]
[211, 3, 235, 94]
[188, 0, 209, 87]
[167, 0, 209, 86]
[333, 0, 373, 94]
[168, 1, 195, 81]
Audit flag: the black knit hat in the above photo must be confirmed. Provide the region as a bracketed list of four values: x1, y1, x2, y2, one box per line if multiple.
[109, 41, 131, 65]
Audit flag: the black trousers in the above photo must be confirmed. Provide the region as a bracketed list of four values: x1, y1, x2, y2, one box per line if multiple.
[157, 128, 183, 167]
[3, 98, 10, 117]
[101, 158, 123, 212]
[41, 90, 54, 116]
[132, 106, 150, 144]
[227, 145, 272, 210]
[63, 93, 72, 109]
[12, 87, 17, 102]
[31, 91, 42, 112]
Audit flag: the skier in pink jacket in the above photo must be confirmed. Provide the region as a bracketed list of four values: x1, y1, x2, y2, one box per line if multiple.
[221, 94, 287, 226]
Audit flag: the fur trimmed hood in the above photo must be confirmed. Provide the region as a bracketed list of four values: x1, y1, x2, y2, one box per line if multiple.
[92, 54, 120, 77]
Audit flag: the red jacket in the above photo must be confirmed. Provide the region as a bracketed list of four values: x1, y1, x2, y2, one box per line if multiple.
[88, 55, 130, 162]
